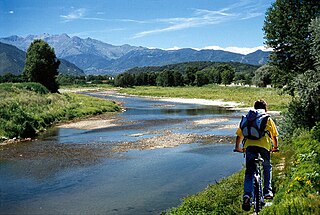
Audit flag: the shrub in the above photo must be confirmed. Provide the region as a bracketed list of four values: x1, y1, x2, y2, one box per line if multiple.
[311, 122, 320, 142]
[280, 70, 320, 137]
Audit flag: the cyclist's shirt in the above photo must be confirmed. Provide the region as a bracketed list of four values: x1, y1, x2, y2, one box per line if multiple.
[236, 117, 279, 151]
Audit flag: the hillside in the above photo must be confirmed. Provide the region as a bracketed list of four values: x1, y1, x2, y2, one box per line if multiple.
[1, 34, 270, 75]
[0, 42, 85, 76]
[0, 42, 25, 75]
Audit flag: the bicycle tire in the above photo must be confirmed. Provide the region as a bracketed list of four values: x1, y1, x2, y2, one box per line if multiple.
[254, 175, 262, 213]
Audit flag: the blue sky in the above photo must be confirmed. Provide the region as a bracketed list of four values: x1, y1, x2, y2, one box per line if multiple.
[1, 0, 275, 54]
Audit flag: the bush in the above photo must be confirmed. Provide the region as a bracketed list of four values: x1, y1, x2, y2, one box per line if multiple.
[280, 70, 320, 137]
[311, 122, 320, 142]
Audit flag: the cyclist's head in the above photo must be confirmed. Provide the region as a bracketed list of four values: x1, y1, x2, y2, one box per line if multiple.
[254, 99, 267, 111]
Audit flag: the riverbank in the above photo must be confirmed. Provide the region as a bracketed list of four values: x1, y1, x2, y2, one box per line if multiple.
[0, 83, 121, 144]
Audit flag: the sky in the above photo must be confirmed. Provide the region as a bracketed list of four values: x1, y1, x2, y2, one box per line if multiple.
[1, 0, 275, 54]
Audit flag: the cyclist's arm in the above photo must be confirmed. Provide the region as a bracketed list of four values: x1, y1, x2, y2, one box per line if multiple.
[271, 136, 279, 152]
[234, 135, 243, 152]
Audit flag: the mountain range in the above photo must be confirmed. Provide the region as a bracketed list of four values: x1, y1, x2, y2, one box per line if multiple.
[0, 42, 85, 76]
[0, 34, 270, 75]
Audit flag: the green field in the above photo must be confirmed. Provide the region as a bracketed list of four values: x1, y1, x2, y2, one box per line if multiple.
[120, 85, 291, 112]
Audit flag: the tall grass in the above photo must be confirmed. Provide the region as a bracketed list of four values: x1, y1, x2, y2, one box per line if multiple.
[120, 85, 291, 111]
[0, 83, 120, 139]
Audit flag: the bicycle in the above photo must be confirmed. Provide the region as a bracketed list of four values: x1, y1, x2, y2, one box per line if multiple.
[234, 149, 265, 214]
[253, 155, 264, 214]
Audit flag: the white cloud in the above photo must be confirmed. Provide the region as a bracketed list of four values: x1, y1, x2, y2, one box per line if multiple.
[60, 8, 86, 21]
[202, 45, 272, 55]
[132, 0, 267, 39]
[133, 9, 233, 38]
[9, 10, 14, 14]
[60, 8, 105, 22]
[162, 45, 272, 54]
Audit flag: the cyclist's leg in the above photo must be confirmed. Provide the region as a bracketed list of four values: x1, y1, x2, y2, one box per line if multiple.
[260, 148, 273, 196]
[244, 146, 258, 197]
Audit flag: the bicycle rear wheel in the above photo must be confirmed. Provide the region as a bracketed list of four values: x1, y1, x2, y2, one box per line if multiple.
[254, 175, 262, 213]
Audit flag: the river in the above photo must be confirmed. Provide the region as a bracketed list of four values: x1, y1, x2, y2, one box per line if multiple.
[0, 92, 244, 215]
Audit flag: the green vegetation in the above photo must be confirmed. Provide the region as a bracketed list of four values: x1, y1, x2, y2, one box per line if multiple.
[264, 0, 320, 89]
[260, 130, 320, 215]
[0, 82, 120, 139]
[24, 39, 60, 93]
[119, 85, 291, 112]
[169, 170, 247, 215]
[115, 62, 259, 87]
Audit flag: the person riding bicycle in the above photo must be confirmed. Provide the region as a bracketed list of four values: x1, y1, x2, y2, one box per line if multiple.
[234, 99, 279, 211]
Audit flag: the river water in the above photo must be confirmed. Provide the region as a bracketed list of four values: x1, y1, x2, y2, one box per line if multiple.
[0, 92, 244, 215]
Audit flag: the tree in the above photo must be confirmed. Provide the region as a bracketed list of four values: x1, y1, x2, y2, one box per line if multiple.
[173, 70, 184, 86]
[252, 64, 274, 87]
[309, 17, 320, 71]
[281, 17, 320, 136]
[156, 70, 175, 87]
[23, 39, 60, 93]
[220, 64, 235, 85]
[195, 70, 209, 87]
[264, 0, 320, 88]
[184, 66, 197, 86]
[114, 72, 135, 87]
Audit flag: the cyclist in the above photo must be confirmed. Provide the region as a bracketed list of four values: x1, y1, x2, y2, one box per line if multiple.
[234, 99, 279, 211]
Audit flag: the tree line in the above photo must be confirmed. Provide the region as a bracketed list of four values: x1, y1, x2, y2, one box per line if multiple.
[113, 63, 270, 87]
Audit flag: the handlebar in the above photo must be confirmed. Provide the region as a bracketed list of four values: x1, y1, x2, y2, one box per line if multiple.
[233, 148, 279, 153]
[233, 149, 244, 153]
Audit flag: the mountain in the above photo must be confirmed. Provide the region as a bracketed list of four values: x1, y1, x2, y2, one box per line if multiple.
[0, 42, 85, 76]
[0, 42, 26, 75]
[0, 34, 270, 75]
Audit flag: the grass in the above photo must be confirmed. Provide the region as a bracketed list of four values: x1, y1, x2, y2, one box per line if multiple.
[0, 83, 120, 139]
[167, 170, 250, 215]
[119, 85, 291, 112]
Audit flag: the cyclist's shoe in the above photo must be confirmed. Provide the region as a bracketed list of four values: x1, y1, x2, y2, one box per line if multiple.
[242, 195, 251, 211]
[264, 190, 274, 199]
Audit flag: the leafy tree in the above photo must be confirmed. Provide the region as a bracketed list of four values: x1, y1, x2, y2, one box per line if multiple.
[0, 73, 25, 83]
[184, 66, 197, 86]
[114, 72, 135, 87]
[173, 70, 184, 86]
[281, 17, 320, 136]
[220, 64, 235, 85]
[157, 70, 175, 87]
[309, 17, 320, 71]
[23, 39, 60, 93]
[264, 0, 320, 88]
[57, 75, 86, 85]
[147, 72, 157, 86]
[195, 70, 209, 87]
[252, 64, 273, 87]
[135, 72, 148, 86]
